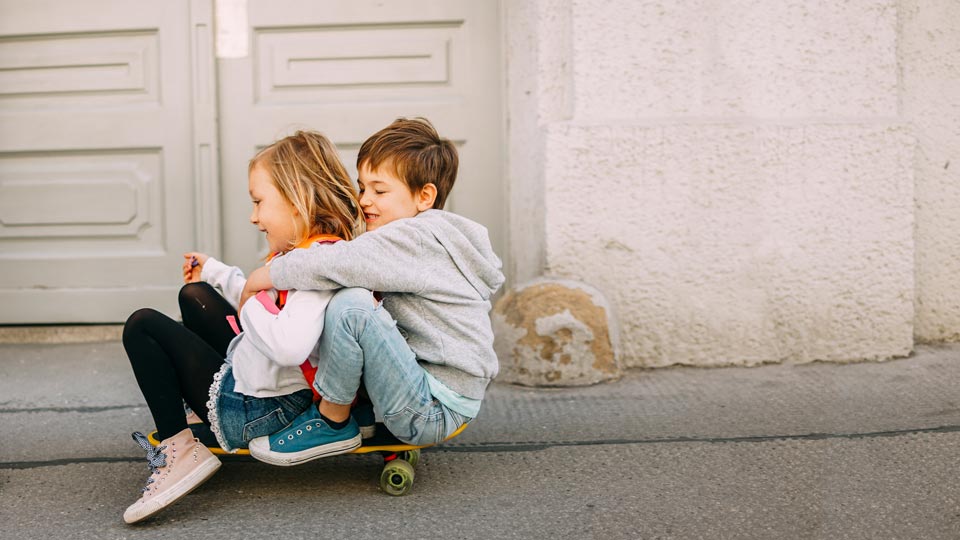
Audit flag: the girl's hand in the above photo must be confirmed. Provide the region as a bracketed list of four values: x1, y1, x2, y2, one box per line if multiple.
[182, 252, 210, 284]
[239, 265, 273, 309]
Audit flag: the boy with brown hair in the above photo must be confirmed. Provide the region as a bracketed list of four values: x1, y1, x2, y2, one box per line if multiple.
[244, 118, 504, 465]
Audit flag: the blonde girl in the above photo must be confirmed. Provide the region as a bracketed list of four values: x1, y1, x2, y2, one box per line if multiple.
[121, 131, 362, 524]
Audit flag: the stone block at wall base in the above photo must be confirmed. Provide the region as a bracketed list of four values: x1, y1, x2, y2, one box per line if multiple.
[492, 278, 620, 387]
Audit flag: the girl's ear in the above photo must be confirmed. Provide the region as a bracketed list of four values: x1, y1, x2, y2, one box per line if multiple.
[416, 183, 437, 211]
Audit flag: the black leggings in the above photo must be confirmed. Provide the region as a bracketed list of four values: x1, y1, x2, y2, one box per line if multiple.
[123, 283, 239, 440]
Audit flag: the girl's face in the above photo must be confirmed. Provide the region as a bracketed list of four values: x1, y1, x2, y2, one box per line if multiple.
[249, 163, 299, 253]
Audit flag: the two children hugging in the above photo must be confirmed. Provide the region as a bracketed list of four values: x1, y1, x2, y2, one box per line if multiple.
[121, 118, 504, 524]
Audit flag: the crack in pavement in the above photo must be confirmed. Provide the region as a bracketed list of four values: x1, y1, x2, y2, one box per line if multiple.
[0, 404, 142, 414]
[3, 424, 958, 470]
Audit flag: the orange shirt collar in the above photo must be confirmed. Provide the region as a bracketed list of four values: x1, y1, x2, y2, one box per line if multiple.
[267, 234, 341, 262]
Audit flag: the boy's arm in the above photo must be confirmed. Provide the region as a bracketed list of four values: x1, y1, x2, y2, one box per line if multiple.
[240, 265, 273, 310]
[270, 225, 427, 293]
[239, 288, 332, 367]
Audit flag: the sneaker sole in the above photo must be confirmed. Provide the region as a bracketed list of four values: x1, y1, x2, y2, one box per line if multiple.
[123, 457, 221, 524]
[249, 433, 362, 467]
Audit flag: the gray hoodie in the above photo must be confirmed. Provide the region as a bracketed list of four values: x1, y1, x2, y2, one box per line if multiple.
[269, 209, 505, 400]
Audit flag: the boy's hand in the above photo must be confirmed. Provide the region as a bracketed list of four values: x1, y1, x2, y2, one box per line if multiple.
[182, 252, 210, 283]
[240, 265, 274, 310]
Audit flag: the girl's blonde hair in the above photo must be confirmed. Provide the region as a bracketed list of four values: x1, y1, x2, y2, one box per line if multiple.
[250, 130, 364, 248]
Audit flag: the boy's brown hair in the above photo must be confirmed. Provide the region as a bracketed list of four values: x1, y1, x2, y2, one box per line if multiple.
[357, 117, 458, 209]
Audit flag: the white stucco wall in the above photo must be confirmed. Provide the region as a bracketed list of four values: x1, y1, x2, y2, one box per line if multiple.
[545, 123, 914, 367]
[903, 0, 960, 343]
[507, 0, 931, 367]
[572, 1, 899, 119]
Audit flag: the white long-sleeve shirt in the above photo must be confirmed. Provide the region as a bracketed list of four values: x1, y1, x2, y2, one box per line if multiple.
[202, 257, 332, 398]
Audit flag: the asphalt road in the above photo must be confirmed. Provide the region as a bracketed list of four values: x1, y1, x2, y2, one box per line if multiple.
[2, 341, 959, 539]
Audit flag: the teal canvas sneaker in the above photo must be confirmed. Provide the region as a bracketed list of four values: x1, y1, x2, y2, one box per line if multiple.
[248, 405, 361, 466]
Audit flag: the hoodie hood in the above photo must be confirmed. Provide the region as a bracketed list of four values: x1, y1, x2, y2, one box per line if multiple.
[417, 210, 504, 299]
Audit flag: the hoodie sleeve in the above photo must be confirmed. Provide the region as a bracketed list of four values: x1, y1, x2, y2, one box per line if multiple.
[270, 222, 427, 294]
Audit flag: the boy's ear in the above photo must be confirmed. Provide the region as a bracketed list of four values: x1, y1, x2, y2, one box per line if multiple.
[416, 183, 437, 211]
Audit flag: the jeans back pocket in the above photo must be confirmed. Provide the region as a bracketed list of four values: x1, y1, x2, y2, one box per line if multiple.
[242, 407, 286, 442]
[383, 405, 445, 446]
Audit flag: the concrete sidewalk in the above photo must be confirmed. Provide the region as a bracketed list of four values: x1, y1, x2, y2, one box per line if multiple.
[1, 340, 959, 539]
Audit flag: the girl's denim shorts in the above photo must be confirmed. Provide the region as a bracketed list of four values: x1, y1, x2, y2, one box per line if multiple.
[205, 363, 312, 453]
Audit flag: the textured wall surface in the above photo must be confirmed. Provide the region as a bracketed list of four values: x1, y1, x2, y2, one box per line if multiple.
[573, 0, 899, 119]
[903, 0, 960, 342]
[506, 0, 927, 368]
[545, 123, 914, 367]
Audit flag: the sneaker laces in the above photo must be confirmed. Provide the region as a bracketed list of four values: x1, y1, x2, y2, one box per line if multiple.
[131, 432, 167, 493]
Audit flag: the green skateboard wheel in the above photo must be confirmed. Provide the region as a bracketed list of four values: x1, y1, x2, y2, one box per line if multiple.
[400, 449, 420, 468]
[380, 459, 416, 496]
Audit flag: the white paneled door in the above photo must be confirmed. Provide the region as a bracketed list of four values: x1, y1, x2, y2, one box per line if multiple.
[0, 0, 218, 323]
[218, 1, 504, 272]
[0, 0, 502, 323]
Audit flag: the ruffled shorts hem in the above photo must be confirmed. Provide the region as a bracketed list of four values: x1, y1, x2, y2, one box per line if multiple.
[206, 363, 238, 453]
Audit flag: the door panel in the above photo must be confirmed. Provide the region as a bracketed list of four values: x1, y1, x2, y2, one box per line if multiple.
[218, 0, 504, 271]
[0, 0, 501, 323]
[0, 0, 217, 323]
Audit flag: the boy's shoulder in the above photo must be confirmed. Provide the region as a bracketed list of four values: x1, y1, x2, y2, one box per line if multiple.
[413, 209, 488, 234]
[373, 210, 504, 298]
[374, 209, 484, 238]
[370, 210, 499, 267]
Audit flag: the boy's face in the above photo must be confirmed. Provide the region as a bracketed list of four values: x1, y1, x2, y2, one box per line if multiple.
[357, 161, 435, 231]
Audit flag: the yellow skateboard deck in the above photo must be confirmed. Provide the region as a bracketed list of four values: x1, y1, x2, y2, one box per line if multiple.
[146, 422, 467, 456]
[146, 421, 467, 496]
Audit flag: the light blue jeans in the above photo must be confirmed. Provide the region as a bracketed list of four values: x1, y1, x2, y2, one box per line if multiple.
[314, 288, 469, 446]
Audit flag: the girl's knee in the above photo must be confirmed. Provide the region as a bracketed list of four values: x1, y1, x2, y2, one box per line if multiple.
[122, 308, 161, 343]
[124, 307, 161, 329]
[178, 281, 216, 307]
